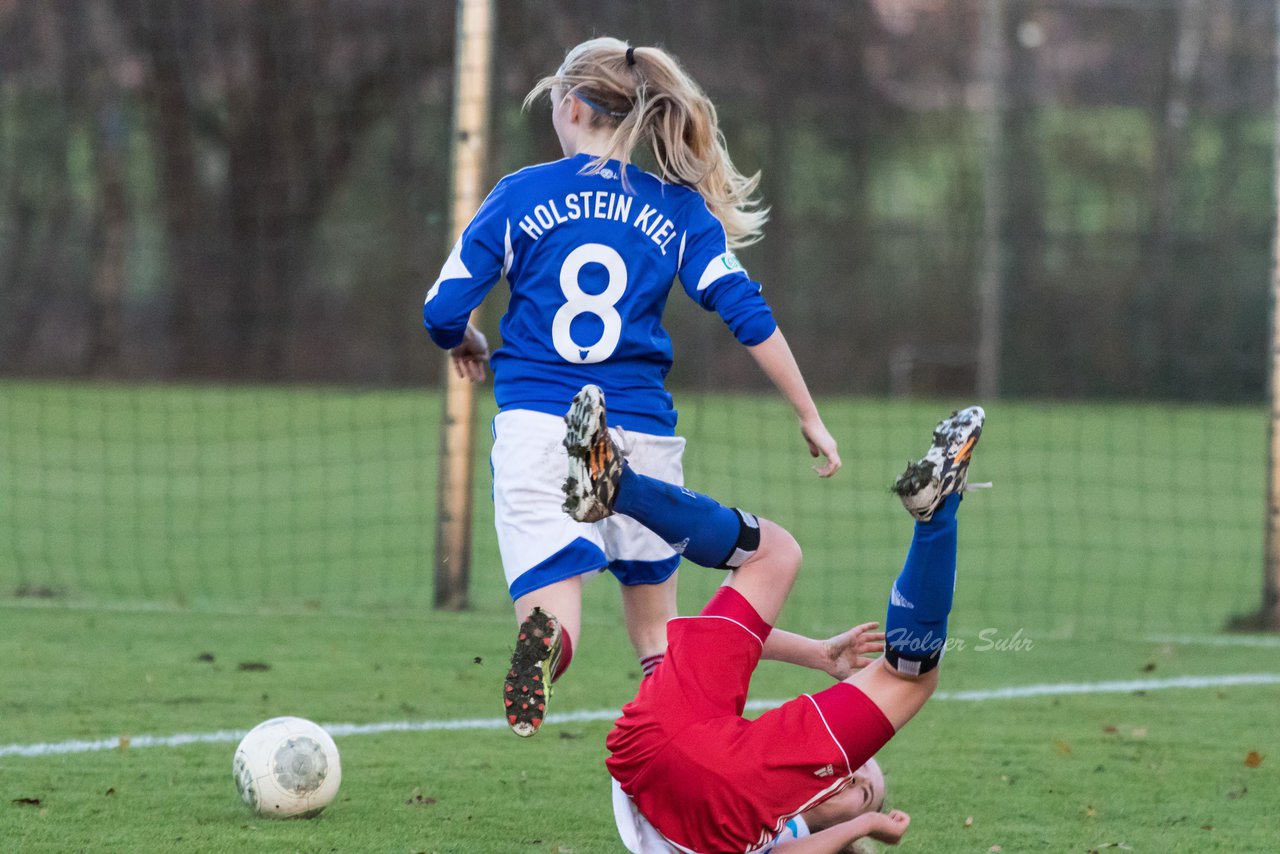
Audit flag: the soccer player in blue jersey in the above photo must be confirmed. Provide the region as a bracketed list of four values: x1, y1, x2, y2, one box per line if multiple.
[423, 37, 840, 736]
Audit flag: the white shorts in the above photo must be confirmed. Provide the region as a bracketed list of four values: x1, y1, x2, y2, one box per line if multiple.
[491, 409, 686, 600]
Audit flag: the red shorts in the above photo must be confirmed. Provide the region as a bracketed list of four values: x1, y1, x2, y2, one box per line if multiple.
[605, 586, 896, 854]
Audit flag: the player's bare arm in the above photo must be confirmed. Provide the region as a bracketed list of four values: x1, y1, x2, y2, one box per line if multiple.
[771, 809, 911, 854]
[761, 622, 885, 680]
[745, 328, 842, 477]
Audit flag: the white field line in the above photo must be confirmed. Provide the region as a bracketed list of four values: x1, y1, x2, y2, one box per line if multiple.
[3, 672, 1279, 760]
[1145, 633, 1280, 649]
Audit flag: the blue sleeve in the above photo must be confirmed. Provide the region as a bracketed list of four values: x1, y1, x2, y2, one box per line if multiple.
[422, 179, 510, 349]
[676, 196, 777, 347]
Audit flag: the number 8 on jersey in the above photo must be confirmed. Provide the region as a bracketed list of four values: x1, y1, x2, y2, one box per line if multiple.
[553, 243, 627, 364]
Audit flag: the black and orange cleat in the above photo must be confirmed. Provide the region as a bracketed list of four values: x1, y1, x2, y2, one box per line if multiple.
[561, 384, 624, 523]
[892, 406, 987, 522]
[504, 607, 562, 737]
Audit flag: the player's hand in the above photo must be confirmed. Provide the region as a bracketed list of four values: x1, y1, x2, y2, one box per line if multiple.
[801, 416, 841, 478]
[450, 325, 489, 383]
[821, 621, 885, 680]
[862, 809, 910, 844]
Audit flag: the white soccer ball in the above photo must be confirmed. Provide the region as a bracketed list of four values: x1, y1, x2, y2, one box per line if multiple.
[233, 716, 342, 818]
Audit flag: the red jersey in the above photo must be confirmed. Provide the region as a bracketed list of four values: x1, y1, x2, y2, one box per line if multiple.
[606, 587, 895, 853]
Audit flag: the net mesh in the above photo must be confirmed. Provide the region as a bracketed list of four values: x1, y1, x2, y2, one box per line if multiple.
[1, 0, 1274, 637]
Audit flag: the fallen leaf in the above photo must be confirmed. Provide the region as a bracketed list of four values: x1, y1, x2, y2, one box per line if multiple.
[1141, 662, 1156, 673]
[1130, 727, 1147, 738]
[238, 662, 271, 672]
[195, 652, 215, 663]
[11, 798, 41, 807]
[1054, 740, 1072, 757]
[1085, 805, 1097, 818]
[1227, 786, 1247, 800]
[1201, 824, 1213, 830]
[104, 788, 115, 796]
[989, 846, 1002, 853]
[118, 736, 131, 752]
[1102, 725, 1118, 734]
[472, 656, 483, 664]
[1245, 751, 1263, 768]
[963, 816, 974, 828]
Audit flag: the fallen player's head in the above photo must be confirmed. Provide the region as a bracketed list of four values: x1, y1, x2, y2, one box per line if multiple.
[801, 757, 887, 830]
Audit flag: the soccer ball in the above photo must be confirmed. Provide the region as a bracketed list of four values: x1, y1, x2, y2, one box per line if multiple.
[233, 716, 342, 818]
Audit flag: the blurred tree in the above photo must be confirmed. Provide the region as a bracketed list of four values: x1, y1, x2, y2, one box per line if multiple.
[0, 0, 1272, 399]
[107, 0, 451, 377]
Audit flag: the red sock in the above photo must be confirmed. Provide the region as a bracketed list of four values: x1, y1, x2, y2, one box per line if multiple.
[551, 629, 574, 682]
[640, 654, 664, 678]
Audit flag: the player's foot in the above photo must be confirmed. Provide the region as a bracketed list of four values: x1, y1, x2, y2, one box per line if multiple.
[892, 406, 986, 522]
[504, 607, 562, 737]
[562, 384, 623, 523]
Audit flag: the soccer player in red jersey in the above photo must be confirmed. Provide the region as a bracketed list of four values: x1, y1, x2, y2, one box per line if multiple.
[559, 385, 985, 853]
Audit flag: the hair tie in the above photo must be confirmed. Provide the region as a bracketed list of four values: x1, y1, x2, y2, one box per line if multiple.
[625, 47, 636, 67]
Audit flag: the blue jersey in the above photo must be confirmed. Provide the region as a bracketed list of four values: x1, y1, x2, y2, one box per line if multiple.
[423, 154, 776, 435]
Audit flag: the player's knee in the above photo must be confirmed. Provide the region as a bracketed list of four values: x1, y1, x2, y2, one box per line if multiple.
[756, 519, 802, 579]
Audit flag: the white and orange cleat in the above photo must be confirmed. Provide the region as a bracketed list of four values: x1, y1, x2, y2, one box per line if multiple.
[561, 384, 624, 523]
[892, 406, 987, 522]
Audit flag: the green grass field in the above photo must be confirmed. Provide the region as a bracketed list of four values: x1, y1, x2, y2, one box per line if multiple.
[3, 382, 1278, 851]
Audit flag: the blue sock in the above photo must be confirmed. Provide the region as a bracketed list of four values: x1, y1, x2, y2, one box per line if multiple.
[613, 466, 747, 568]
[885, 494, 961, 672]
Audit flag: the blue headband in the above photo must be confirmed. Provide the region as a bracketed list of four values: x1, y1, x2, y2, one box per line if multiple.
[574, 92, 628, 119]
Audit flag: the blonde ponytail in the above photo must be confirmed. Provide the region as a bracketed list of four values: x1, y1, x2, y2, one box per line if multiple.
[524, 37, 768, 249]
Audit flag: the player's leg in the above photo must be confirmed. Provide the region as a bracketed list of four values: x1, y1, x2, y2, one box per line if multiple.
[603, 428, 686, 676]
[731, 408, 984, 841]
[841, 407, 985, 731]
[494, 408, 610, 737]
[563, 384, 800, 625]
[610, 470, 800, 627]
[618, 576, 676, 676]
[512, 577, 581, 681]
